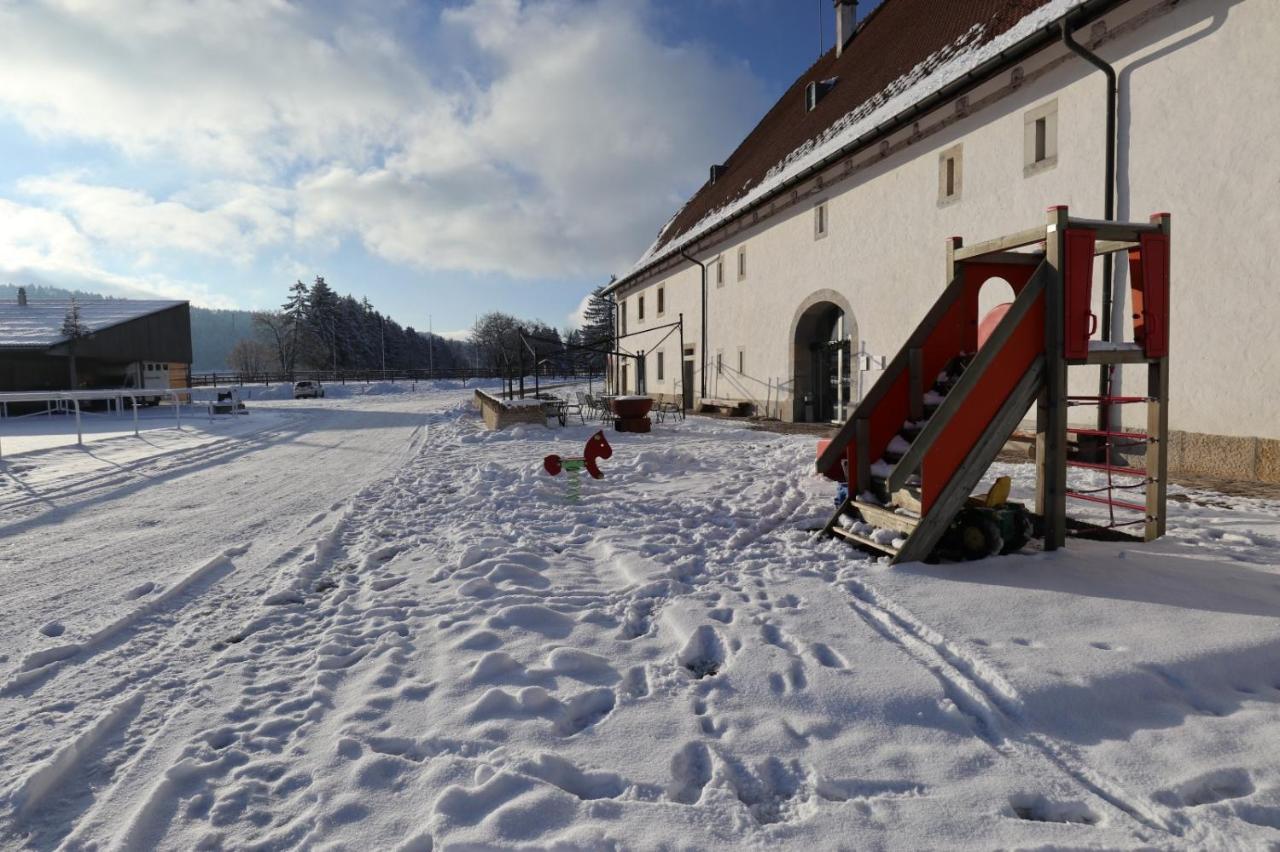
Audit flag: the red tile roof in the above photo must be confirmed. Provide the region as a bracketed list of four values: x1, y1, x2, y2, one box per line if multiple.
[631, 0, 1073, 276]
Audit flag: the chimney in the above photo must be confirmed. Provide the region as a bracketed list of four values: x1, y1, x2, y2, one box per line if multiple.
[835, 0, 857, 57]
[17, 286, 27, 306]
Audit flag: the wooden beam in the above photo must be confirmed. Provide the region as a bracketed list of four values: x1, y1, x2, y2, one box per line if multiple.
[894, 358, 1045, 564]
[887, 262, 1048, 494]
[1036, 205, 1070, 551]
[1082, 346, 1149, 366]
[1067, 216, 1162, 242]
[1094, 239, 1139, 256]
[1144, 208, 1172, 541]
[1145, 357, 1169, 541]
[953, 226, 1047, 261]
[830, 525, 899, 556]
[853, 500, 919, 535]
[973, 251, 1043, 266]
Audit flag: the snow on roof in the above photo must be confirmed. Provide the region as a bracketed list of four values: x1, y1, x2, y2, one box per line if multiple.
[616, 0, 1088, 289]
[0, 299, 186, 349]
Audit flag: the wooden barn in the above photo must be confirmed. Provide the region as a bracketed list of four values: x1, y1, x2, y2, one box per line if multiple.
[0, 291, 192, 393]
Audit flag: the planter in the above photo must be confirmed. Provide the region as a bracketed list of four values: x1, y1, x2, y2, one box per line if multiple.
[610, 396, 654, 419]
[614, 416, 651, 434]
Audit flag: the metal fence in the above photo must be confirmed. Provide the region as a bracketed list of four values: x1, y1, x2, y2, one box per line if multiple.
[187, 366, 602, 388]
[0, 387, 248, 458]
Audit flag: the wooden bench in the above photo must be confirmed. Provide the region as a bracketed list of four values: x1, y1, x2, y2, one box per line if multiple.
[697, 398, 752, 416]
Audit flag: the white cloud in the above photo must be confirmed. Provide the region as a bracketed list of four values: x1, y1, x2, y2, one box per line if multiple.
[19, 175, 290, 265]
[0, 0, 765, 287]
[0, 197, 240, 307]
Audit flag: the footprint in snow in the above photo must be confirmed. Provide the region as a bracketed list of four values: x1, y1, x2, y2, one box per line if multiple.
[1154, 768, 1255, 808]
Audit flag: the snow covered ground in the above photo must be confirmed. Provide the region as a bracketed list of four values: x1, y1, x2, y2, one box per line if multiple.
[2, 384, 1279, 849]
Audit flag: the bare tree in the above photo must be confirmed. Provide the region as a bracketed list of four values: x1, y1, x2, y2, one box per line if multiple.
[253, 311, 297, 375]
[228, 339, 273, 376]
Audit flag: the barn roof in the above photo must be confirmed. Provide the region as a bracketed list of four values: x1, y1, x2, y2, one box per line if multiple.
[0, 299, 187, 349]
[613, 0, 1093, 290]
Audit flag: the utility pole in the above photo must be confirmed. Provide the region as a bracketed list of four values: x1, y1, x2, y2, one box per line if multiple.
[380, 316, 386, 373]
[429, 314, 435, 374]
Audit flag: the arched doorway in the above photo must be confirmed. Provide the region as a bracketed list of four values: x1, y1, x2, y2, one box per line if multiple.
[791, 291, 856, 423]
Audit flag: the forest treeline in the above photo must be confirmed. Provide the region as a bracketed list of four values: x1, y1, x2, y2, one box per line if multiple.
[1, 281, 618, 376]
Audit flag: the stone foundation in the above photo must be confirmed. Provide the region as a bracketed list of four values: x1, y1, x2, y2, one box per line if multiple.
[474, 389, 546, 431]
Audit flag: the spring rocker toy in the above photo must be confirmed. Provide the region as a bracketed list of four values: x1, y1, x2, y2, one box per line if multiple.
[544, 431, 612, 501]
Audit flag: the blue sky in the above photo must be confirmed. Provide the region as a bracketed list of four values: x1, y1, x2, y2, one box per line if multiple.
[0, 0, 878, 337]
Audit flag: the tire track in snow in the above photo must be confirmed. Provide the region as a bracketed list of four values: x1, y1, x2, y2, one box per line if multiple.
[67, 414, 440, 847]
[0, 402, 439, 847]
[840, 573, 1175, 835]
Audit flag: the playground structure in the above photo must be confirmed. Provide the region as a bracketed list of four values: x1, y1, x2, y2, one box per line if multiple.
[817, 206, 1171, 563]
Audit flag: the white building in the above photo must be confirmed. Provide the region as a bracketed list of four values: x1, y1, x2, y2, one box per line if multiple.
[605, 0, 1279, 482]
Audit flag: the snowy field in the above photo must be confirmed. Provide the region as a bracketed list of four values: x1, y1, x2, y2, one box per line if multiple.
[1, 383, 1279, 849]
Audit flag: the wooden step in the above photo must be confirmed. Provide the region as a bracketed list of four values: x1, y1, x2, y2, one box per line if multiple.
[852, 499, 919, 535]
[830, 525, 899, 556]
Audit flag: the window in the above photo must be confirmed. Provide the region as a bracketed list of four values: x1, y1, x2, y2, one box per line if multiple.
[737, 246, 747, 280]
[620, 299, 627, 335]
[715, 255, 725, 287]
[638, 295, 645, 321]
[716, 351, 723, 375]
[657, 285, 665, 316]
[814, 202, 828, 239]
[1024, 99, 1058, 176]
[657, 351, 665, 381]
[938, 144, 963, 205]
[737, 348, 744, 375]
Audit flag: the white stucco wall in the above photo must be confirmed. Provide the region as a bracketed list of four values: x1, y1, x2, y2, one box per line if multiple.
[615, 0, 1278, 440]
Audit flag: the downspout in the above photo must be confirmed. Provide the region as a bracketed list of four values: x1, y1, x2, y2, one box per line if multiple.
[680, 250, 709, 401]
[1061, 18, 1118, 438]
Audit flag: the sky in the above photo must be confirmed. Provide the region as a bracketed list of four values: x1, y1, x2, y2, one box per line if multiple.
[0, 0, 879, 337]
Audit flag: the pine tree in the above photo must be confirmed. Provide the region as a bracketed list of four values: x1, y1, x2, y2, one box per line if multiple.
[61, 298, 91, 389]
[580, 282, 616, 369]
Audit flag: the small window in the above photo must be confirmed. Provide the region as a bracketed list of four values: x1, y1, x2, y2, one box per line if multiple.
[657, 351, 665, 382]
[638, 295, 645, 321]
[737, 348, 744, 375]
[814, 202, 828, 239]
[715, 256, 725, 287]
[716, 351, 723, 375]
[938, 144, 963, 205]
[657, 285, 665, 316]
[805, 81, 818, 112]
[1024, 99, 1058, 176]
[620, 299, 627, 335]
[737, 246, 747, 281]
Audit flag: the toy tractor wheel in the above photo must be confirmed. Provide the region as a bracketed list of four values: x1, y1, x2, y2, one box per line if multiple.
[956, 509, 1004, 560]
[999, 508, 1034, 554]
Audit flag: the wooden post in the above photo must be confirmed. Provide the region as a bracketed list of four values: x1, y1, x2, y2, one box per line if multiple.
[1145, 211, 1172, 540]
[1036, 206, 1069, 550]
[946, 235, 963, 283]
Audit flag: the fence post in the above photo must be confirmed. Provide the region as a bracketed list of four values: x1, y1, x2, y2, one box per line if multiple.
[132, 395, 139, 436]
[73, 398, 83, 446]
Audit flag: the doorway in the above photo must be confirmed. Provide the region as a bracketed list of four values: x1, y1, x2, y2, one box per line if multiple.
[792, 300, 854, 423]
